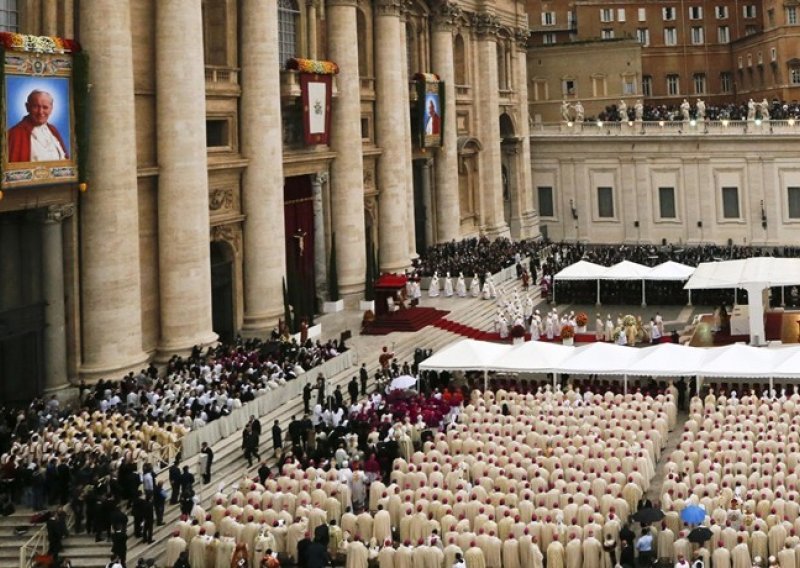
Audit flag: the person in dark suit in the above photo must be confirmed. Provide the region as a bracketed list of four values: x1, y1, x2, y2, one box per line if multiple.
[637, 496, 653, 511]
[297, 532, 313, 567]
[303, 383, 312, 414]
[168, 462, 181, 505]
[359, 364, 368, 396]
[200, 442, 213, 484]
[271, 420, 282, 455]
[141, 495, 154, 543]
[314, 521, 330, 548]
[179, 466, 194, 502]
[242, 425, 260, 467]
[348, 377, 359, 405]
[288, 416, 302, 449]
[305, 539, 331, 568]
[111, 527, 127, 566]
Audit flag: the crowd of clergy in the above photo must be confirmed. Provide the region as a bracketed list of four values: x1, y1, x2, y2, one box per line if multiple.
[162, 383, 676, 568]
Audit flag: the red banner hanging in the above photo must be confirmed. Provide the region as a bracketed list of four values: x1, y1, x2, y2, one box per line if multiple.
[300, 73, 333, 146]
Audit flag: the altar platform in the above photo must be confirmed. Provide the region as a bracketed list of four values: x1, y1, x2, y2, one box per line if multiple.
[690, 309, 800, 346]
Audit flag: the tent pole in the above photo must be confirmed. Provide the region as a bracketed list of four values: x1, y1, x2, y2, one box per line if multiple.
[687, 289, 692, 307]
[484, 369, 488, 393]
[770, 376, 774, 397]
[596, 280, 601, 306]
[624, 374, 628, 396]
[553, 281, 556, 305]
[553, 372, 558, 390]
[735, 288, 738, 305]
[641, 280, 646, 307]
[696, 375, 701, 397]
[782, 287, 786, 307]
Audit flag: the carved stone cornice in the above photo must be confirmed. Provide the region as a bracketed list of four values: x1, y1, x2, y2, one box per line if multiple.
[313, 172, 329, 186]
[375, 0, 404, 17]
[327, 0, 358, 9]
[210, 224, 242, 254]
[470, 11, 500, 37]
[432, 0, 462, 30]
[209, 188, 234, 211]
[44, 203, 76, 224]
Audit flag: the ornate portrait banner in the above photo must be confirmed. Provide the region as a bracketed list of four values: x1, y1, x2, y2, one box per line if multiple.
[415, 72, 444, 149]
[0, 33, 81, 189]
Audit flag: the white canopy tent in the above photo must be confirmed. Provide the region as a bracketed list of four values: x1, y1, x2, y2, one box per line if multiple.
[418, 338, 800, 390]
[553, 259, 697, 306]
[685, 257, 800, 346]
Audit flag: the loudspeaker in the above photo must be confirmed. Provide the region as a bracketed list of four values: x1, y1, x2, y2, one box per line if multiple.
[697, 221, 703, 228]
[634, 221, 640, 228]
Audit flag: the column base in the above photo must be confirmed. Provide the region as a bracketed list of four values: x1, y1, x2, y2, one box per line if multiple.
[155, 331, 219, 363]
[80, 350, 151, 383]
[240, 309, 283, 338]
[380, 259, 412, 275]
[484, 222, 511, 239]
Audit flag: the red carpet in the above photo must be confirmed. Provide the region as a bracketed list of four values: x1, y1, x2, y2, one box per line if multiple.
[711, 312, 783, 345]
[434, 318, 674, 345]
[362, 307, 450, 335]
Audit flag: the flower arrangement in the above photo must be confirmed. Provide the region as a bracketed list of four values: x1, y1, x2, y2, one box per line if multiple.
[285, 58, 340, 75]
[622, 314, 637, 327]
[575, 312, 589, 327]
[561, 324, 575, 340]
[0, 32, 80, 53]
[510, 324, 526, 339]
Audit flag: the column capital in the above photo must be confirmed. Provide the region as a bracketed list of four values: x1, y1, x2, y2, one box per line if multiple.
[327, 0, 358, 8]
[470, 11, 500, 37]
[432, 0, 462, 31]
[44, 203, 76, 224]
[376, 0, 404, 17]
[313, 171, 329, 186]
[514, 27, 531, 50]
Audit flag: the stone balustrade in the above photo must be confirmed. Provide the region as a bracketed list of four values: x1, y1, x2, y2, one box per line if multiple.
[531, 119, 800, 137]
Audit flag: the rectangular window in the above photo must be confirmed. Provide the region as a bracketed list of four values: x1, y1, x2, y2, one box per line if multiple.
[789, 7, 798, 25]
[768, 8, 775, 27]
[693, 73, 706, 94]
[601, 28, 615, 39]
[637, 28, 650, 46]
[664, 27, 678, 45]
[642, 76, 652, 96]
[791, 67, 800, 85]
[667, 74, 680, 95]
[720, 72, 732, 93]
[623, 77, 637, 95]
[638, 7, 646, 22]
[563, 79, 576, 95]
[538, 186, 555, 217]
[568, 11, 575, 27]
[745, 24, 757, 35]
[663, 7, 676, 21]
[718, 25, 730, 43]
[206, 119, 230, 148]
[743, 5, 756, 19]
[601, 8, 614, 22]
[659, 187, 677, 219]
[617, 8, 626, 22]
[771, 48, 777, 62]
[542, 11, 556, 25]
[716, 5, 728, 19]
[691, 26, 704, 44]
[757, 52, 763, 65]
[689, 6, 703, 20]
[278, 1, 300, 68]
[597, 187, 614, 218]
[722, 187, 740, 219]
[0, 0, 17, 32]
[543, 33, 557, 45]
[789, 187, 800, 219]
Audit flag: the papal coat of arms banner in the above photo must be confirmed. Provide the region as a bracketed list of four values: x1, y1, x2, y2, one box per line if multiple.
[287, 58, 339, 146]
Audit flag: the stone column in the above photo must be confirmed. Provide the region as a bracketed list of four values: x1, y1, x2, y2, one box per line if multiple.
[312, 172, 328, 306]
[0, 218, 21, 310]
[328, 0, 366, 298]
[375, 0, 410, 273]
[240, 0, 286, 335]
[473, 13, 508, 237]
[41, 204, 73, 391]
[514, 31, 537, 238]
[42, 0, 58, 35]
[155, 0, 217, 354]
[421, 159, 434, 245]
[79, 0, 148, 380]
[431, 2, 462, 243]
[397, 15, 417, 260]
[307, 0, 318, 59]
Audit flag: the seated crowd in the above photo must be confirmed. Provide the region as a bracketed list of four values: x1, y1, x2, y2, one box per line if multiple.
[163, 381, 675, 568]
[413, 237, 548, 279]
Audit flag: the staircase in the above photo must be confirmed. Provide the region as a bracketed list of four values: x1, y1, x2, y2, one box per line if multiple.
[2, 276, 541, 568]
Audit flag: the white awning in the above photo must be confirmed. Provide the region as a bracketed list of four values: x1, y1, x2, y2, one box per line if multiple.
[491, 341, 575, 373]
[698, 343, 779, 378]
[557, 343, 648, 376]
[684, 257, 800, 289]
[553, 260, 609, 281]
[644, 261, 696, 281]
[604, 260, 652, 280]
[418, 339, 509, 371]
[626, 343, 709, 376]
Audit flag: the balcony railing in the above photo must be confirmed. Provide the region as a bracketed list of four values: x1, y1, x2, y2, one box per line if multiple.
[205, 65, 240, 95]
[530, 119, 800, 136]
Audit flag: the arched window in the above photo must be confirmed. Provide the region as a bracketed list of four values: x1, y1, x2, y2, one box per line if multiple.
[496, 42, 507, 89]
[454, 33, 466, 85]
[278, 0, 300, 68]
[0, 0, 18, 32]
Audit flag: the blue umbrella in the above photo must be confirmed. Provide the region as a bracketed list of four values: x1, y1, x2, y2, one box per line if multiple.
[680, 504, 707, 525]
